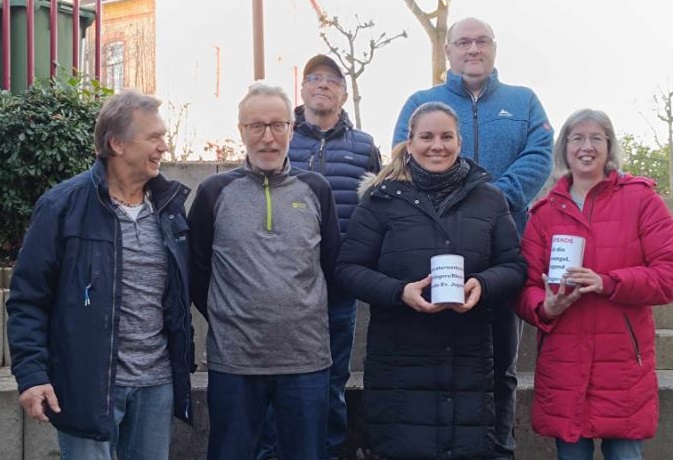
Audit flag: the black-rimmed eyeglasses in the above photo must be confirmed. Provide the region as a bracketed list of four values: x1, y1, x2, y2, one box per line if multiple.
[243, 121, 291, 137]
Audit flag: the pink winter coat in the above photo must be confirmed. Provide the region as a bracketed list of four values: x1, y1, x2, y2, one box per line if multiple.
[516, 170, 673, 442]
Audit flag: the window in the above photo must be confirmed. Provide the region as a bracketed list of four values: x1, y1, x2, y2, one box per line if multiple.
[105, 41, 124, 92]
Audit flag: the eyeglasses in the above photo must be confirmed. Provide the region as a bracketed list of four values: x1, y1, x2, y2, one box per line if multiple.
[449, 36, 495, 50]
[567, 134, 609, 147]
[243, 121, 291, 138]
[303, 73, 344, 87]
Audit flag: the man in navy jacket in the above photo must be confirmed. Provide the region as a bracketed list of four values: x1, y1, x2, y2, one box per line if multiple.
[258, 55, 381, 460]
[392, 18, 553, 460]
[6, 90, 194, 460]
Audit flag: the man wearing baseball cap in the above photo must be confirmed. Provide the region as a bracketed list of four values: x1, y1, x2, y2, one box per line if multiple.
[258, 54, 381, 460]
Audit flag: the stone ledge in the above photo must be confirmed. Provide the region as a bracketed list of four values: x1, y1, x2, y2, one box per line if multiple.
[1, 368, 672, 460]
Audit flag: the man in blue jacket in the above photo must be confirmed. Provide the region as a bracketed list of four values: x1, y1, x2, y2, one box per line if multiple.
[392, 18, 553, 460]
[258, 55, 381, 460]
[6, 90, 194, 460]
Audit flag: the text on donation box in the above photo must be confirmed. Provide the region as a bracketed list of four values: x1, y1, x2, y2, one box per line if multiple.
[548, 234, 585, 284]
[431, 255, 465, 304]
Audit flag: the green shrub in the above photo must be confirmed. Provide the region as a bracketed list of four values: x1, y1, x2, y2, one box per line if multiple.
[0, 76, 112, 263]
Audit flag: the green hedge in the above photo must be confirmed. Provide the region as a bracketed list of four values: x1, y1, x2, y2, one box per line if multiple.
[0, 76, 111, 263]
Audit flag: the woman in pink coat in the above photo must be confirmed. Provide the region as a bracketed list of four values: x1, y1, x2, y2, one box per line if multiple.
[516, 108, 673, 460]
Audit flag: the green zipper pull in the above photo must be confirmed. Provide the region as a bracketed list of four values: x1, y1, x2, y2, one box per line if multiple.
[263, 175, 272, 232]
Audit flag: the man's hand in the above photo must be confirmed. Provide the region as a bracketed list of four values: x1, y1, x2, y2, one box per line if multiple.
[19, 384, 61, 422]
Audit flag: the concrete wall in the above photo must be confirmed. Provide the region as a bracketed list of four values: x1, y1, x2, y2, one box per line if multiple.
[1, 367, 670, 460]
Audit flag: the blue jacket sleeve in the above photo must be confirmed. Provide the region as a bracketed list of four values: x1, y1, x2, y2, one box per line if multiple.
[493, 93, 553, 213]
[392, 94, 423, 148]
[6, 195, 59, 393]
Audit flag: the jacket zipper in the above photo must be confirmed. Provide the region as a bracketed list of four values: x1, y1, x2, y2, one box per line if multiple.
[160, 186, 192, 418]
[95, 189, 118, 417]
[173, 256, 191, 419]
[463, 81, 485, 164]
[623, 314, 643, 366]
[107, 220, 119, 415]
[263, 176, 272, 232]
[471, 96, 479, 163]
[318, 137, 326, 173]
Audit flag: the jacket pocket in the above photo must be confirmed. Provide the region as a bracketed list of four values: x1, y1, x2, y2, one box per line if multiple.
[83, 256, 103, 308]
[623, 313, 643, 366]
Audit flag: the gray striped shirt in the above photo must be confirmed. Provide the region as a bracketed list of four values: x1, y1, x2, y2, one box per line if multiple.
[113, 200, 172, 386]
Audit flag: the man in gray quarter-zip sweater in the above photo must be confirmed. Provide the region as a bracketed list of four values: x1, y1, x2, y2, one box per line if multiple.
[189, 82, 341, 460]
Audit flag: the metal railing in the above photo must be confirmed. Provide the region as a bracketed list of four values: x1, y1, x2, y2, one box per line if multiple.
[1, 0, 101, 90]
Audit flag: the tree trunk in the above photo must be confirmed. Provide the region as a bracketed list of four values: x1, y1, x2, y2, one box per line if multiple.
[351, 75, 362, 129]
[403, 0, 451, 85]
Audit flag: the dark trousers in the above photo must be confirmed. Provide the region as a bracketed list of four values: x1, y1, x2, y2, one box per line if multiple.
[207, 369, 329, 460]
[258, 297, 357, 460]
[492, 304, 523, 459]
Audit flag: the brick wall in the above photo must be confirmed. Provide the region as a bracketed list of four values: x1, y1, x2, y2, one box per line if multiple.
[84, 0, 156, 94]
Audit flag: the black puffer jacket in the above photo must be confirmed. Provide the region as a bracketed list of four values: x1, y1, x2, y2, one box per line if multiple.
[335, 160, 526, 459]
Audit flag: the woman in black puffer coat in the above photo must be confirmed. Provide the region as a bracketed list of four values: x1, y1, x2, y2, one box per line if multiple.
[335, 102, 526, 459]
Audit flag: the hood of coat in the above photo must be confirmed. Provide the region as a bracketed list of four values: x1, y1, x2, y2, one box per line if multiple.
[357, 171, 379, 198]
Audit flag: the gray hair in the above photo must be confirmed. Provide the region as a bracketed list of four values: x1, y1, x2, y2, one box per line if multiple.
[553, 108, 623, 176]
[446, 17, 496, 44]
[238, 81, 294, 123]
[94, 89, 161, 159]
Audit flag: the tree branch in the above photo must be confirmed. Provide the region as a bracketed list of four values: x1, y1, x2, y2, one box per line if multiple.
[402, 0, 435, 38]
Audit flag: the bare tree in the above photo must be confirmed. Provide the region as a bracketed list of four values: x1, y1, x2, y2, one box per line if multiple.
[308, 0, 407, 129]
[164, 101, 194, 162]
[640, 82, 673, 195]
[203, 139, 246, 162]
[403, 0, 451, 85]
[653, 86, 673, 195]
[127, 20, 156, 93]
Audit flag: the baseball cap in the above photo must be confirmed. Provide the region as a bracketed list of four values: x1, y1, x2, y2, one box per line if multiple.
[303, 54, 344, 80]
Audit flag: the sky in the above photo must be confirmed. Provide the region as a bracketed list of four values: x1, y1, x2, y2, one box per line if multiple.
[155, 0, 673, 160]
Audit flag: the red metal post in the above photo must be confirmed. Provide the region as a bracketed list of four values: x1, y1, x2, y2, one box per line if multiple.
[95, 0, 101, 80]
[50, 0, 58, 77]
[293, 65, 298, 107]
[72, 0, 79, 73]
[2, 0, 10, 90]
[26, 0, 35, 86]
[252, 0, 264, 80]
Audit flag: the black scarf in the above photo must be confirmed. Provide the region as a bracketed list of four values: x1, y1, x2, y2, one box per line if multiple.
[409, 155, 470, 216]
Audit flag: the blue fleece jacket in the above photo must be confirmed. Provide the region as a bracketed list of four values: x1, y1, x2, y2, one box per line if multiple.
[392, 69, 553, 234]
